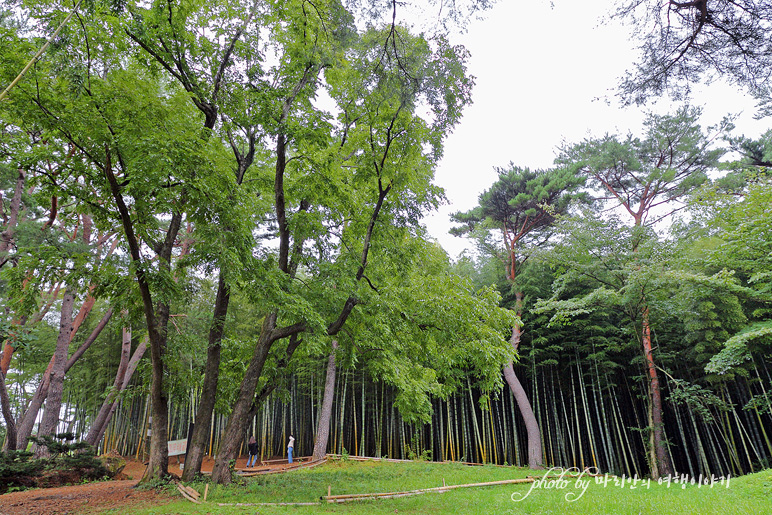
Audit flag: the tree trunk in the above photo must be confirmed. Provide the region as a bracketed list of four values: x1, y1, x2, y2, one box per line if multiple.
[0, 365, 17, 450]
[12, 308, 112, 450]
[34, 287, 76, 457]
[1, 168, 29, 373]
[0, 167, 25, 269]
[312, 340, 338, 461]
[85, 334, 148, 448]
[212, 314, 277, 484]
[142, 302, 172, 481]
[84, 327, 131, 446]
[642, 306, 673, 479]
[0, 342, 14, 378]
[182, 275, 229, 481]
[503, 362, 542, 468]
[503, 291, 543, 469]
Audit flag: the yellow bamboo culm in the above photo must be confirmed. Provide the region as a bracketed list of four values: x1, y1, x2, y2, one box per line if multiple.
[0, 0, 83, 102]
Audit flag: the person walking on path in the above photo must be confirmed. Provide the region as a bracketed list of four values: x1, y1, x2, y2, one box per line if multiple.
[246, 436, 259, 468]
[287, 435, 295, 464]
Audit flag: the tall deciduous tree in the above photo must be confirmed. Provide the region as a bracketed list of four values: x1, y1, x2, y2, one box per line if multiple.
[210, 18, 474, 483]
[11, 46, 220, 475]
[450, 165, 585, 469]
[307, 232, 517, 459]
[119, 0, 270, 481]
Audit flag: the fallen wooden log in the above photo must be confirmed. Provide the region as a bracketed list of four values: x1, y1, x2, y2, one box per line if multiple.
[237, 458, 327, 477]
[217, 502, 322, 506]
[325, 454, 414, 463]
[321, 470, 607, 504]
[236, 466, 272, 473]
[261, 456, 311, 464]
[323, 477, 537, 503]
[175, 482, 201, 504]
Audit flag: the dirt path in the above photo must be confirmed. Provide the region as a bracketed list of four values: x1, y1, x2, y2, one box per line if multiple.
[0, 456, 301, 515]
[0, 479, 175, 515]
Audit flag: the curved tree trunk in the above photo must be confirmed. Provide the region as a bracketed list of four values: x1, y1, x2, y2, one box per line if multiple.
[182, 275, 229, 481]
[503, 362, 543, 469]
[182, 124, 253, 481]
[0, 167, 25, 259]
[504, 291, 543, 469]
[312, 340, 338, 461]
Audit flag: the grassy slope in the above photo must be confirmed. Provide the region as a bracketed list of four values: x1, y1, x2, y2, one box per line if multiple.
[130, 460, 772, 515]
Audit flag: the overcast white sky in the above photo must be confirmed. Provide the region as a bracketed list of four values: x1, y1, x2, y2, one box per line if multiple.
[420, 0, 770, 258]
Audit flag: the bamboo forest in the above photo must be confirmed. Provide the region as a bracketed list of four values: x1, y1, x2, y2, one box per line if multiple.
[1, 0, 771, 497]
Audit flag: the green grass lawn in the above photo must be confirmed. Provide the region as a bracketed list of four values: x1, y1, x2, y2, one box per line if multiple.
[130, 460, 772, 515]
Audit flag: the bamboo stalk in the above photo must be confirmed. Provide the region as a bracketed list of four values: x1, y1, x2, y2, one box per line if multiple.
[466, 379, 484, 462]
[673, 404, 696, 477]
[559, 375, 575, 468]
[591, 357, 613, 473]
[508, 386, 520, 466]
[750, 368, 772, 460]
[727, 386, 760, 472]
[570, 369, 584, 470]
[577, 359, 598, 470]
[175, 482, 201, 503]
[360, 369, 365, 456]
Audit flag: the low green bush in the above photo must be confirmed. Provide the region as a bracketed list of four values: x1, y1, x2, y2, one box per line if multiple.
[0, 432, 109, 493]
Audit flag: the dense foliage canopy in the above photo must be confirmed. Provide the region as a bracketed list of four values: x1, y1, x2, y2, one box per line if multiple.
[1, 0, 771, 486]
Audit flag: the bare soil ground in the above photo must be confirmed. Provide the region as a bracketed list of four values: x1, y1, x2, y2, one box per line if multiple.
[0, 455, 285, 515]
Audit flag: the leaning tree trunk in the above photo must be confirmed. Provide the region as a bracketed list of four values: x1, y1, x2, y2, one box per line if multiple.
[83, 326, 130, 447]
[13, 308, 112, 450]
[312, 340, 338, 461]
[34, 287, 76, 457]
[503, 291, 543, 469]
[86, 327, 131, 447]
[182, 275, 230, 481]
[212, 314, 278, 485]
[86, 335, 147, 448]
[642, 306, 673, 479]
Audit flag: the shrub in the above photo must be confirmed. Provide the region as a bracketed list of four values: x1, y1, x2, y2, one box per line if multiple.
[0, 449, 44, 494]
[0, 432, 109, 493]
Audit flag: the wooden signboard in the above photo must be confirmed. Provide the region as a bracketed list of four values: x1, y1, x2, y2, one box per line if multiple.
[168, 439, 188, 456]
